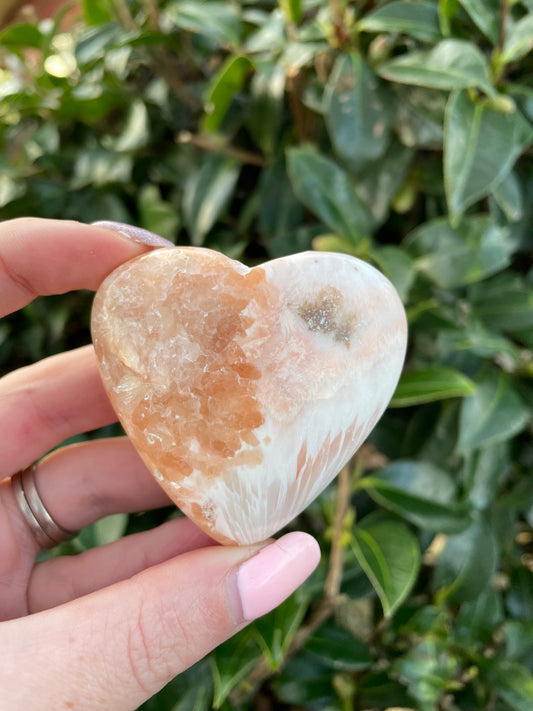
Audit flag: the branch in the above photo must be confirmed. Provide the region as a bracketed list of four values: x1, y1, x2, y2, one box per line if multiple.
[177, 131, 267, 166]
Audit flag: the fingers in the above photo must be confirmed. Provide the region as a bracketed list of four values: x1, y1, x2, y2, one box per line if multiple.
[27, 518, 216, 613]
[1, 437, 172, 561]
[1, 532, 320, 710]
[0, 346, 117, 477]
[0, 218, 151, 318]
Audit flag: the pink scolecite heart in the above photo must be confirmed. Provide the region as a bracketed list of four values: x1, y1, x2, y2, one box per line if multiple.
[91, 248, 407, 545]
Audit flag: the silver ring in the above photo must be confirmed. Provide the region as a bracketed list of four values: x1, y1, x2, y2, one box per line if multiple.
[11, 464, 78, 549]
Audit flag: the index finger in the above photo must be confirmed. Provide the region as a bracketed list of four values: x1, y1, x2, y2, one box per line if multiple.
[0, 218, 154, 318]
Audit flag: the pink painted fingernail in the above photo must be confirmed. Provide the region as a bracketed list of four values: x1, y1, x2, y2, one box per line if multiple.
[234, 532, 320, 622]
[91, 221, 174, 248]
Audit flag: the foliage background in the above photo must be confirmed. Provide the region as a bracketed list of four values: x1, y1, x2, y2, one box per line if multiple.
[2, 0, 533, 709]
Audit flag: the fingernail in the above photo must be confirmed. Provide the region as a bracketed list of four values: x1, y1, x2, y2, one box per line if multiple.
[91, 221, 174, 248]
[233, 532, 320, 622]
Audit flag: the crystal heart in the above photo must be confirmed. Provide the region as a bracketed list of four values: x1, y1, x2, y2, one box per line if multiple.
[91, 248, 407, 545]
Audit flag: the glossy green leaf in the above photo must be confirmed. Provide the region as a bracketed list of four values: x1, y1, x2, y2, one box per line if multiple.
[258, 159, 305, 248]
[501, 14, 533, 65]
[248, 60, 286, 156]
[394, 86, 446, 149]
[182, 154, 240, 246]
[305, 621, 373, 672]
[458, 369, 529, 453]
[104, 100, 150, 152]
[254, 589, 310, 669]
[444, 91, 533, 222]
[210, 629, 262, 708]
[0, 23, 43, 50]
[371, 244, 415, 302]
[324, 52, 392, 166]
[469, 273, 533, 334]
[390, 366, 476, 407]
[492, 170, 524, 222]
[351, 516, 421, 617]
[273, 652, 337, 707]
[486, 659, 533, 711]
[456, 587, 503, 644]
[75, 23, 122, 65]
[360, 460, 472, 533]
[70, 148, 132, 189]
[137, 184, 180, 241]
[354, 140, 414, 225]
[286, 146, 373, 244]
[507, 567, 533, 621]
[378, 39, 495, 95]
[457, 0, 500, 44]
[505, 620, 533, 666]
[82, 0, 113, 25]
[464, 442, 511, 510]
[163, 1, 242, 45]
[408, 215, 512, 287]
[433, 517, 499, 602]
[358, 1, 442, 42]
[203, 56, 253, 134]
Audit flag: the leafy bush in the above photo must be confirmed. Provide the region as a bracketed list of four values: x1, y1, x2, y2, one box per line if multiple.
[2, 0, 533, 709]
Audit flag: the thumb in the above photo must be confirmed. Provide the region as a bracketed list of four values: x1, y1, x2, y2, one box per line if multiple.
[2, 531, 320, 710]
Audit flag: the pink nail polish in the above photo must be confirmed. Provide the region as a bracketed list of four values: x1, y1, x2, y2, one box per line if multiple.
[235, 532, 320, 621]
[91, 221, 174, 248]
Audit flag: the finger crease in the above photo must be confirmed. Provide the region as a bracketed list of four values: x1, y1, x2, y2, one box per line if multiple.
[0, 251, 38, 303]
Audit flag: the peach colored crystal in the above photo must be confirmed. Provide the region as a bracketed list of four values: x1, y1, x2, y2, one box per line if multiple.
[91, 248, 407, 545]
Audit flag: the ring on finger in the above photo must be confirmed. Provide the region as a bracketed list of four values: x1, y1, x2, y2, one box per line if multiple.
[11, 464, 79, 549]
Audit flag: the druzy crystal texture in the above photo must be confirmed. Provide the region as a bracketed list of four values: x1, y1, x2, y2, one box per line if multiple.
[91, 248, 407, 545]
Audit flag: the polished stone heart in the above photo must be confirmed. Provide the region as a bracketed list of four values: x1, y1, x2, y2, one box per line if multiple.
[91, 248, 407, 545]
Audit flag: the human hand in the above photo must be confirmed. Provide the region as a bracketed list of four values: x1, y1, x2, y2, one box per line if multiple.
[0, 218, 320, 710]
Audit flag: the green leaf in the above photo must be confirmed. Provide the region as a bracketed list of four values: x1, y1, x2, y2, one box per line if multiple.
[286, 146, 373, 244]
[408, 215, 512, 287]
[433, 517, 499, 603]
[501, 14, 533, 65]
[371, 244, 415, 302]
[456, 587, 503, 644]
[457, 0, 500, 44]
[358, 1, 442, 42]
[444, 91, 533, 222]
[248, 60, 286, 157]
[351, 516, 421, 617]
[203, 55, 253, 134]
[182, 154, 240, 246]
[254, 589, 310, 669]
[278, 0, 302, 24]
[82, 0, 113, 25]
[377, 39, 495, 95]
[305, 621, 373, 672]
[75, 23, 122, 65]
[360, 460, 472, 534]
[210, 629, 262, 708]
[355, 140, 414, 226]
[492, 170, 524, 222]
[458, 369, 529, 453]
[258, 158, 305, 246]
[0, 23, 44, 50]
[390, 366, 476, 407]
[163, 1, 242, 45]
[103, 100, 150, 152]
[70, 147, 132, 189]
[486, 659, 533, 711]
[137, 184, 180, 241]
[324, 52, 393, 167]
[394, 86, 446, 149]
[469, 273, 533, 334]
[273, 652, 337, 707]
[464, 442, 511, 510]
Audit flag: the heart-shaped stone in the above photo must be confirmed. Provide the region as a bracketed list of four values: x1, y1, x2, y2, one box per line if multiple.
[91, 248, 407, 545]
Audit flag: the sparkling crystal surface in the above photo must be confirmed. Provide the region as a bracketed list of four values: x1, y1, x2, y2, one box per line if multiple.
[91, 248, 407, 545]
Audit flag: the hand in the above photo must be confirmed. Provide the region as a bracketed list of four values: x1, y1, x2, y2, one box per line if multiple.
[0, 218, 320, 710]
